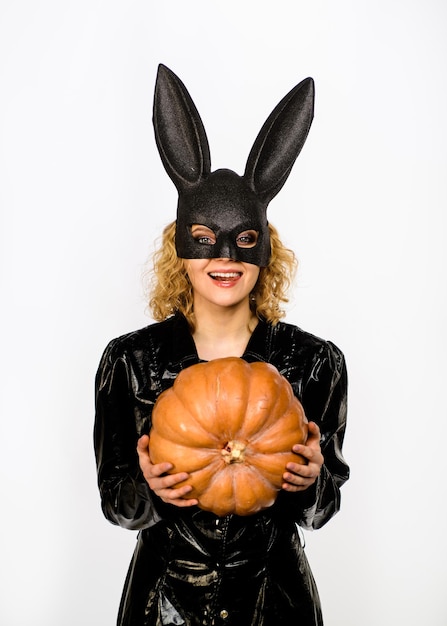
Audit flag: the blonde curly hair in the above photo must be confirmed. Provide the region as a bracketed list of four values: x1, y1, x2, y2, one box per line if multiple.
[146, 221, 297, 327]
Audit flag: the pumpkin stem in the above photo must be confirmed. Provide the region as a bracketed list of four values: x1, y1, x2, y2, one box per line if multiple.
[221, 440, 246, 464]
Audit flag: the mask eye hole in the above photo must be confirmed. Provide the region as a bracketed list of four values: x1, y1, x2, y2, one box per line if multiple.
[191, 224, 216, 245]
[236, 230, 258, 248]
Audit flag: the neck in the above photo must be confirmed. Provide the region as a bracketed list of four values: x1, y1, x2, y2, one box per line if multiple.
[192, 300, 258, 361]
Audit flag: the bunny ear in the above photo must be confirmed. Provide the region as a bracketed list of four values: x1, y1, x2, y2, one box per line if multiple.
[153, 64, 211, 192]
[244, 77, 314, 204]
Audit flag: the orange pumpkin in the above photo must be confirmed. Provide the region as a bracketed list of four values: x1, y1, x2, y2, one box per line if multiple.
[149, 357, 308, 516]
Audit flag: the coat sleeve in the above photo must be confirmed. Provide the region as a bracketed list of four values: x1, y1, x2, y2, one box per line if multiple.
[278, 340, 349, 530]
[93, 339, 167, 530]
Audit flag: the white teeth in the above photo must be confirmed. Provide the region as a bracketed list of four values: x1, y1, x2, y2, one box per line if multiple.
[209, 272, 240, 278]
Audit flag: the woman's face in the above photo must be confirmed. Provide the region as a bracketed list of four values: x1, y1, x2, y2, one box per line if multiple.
[184, 225, 260, 312]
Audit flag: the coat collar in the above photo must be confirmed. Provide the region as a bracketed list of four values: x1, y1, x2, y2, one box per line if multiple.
[170, 313, 274, 367]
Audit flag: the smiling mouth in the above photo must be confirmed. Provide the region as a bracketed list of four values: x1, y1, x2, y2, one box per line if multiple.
[209, 271, 242, 282]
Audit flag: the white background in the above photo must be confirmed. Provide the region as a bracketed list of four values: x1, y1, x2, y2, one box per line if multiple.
[1, 1, 446, 624]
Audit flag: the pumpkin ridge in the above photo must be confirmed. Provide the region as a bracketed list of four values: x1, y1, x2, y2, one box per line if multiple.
[168, 363, 220, 432]
[248, 457, 282, 491]
[172, 388, 220, 436]
[186, 456, 224, 499]
[213, 360, 251, 435]
[150, 435, 217, 472]
[237, 371, 288, 439]
[249, 451, 299, 487]
[197, 461, 238, 516]
[232, 464, 276, 515]
[153, 388, 221, 446]
[249, 403, 306, 450]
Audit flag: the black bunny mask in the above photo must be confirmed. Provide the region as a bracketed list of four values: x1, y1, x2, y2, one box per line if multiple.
[153, 64, 314, 266]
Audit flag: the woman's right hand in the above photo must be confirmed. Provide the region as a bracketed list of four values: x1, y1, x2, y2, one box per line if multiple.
[136, 435, 199, 508]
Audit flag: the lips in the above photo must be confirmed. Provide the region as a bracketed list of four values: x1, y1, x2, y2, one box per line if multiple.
[208, 271, 242, 284]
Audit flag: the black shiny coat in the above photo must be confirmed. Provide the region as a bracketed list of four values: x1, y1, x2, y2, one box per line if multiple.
[94, 314, 349, 625]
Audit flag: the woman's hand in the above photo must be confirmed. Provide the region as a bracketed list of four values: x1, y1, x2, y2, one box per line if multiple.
[136, 435, 199, 508]
[282, 422, 324, 492]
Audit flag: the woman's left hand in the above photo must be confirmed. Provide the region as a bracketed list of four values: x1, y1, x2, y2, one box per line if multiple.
[282, 421, 324, 492]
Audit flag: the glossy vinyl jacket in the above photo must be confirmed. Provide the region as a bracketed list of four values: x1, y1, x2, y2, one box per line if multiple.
[94, 313, 349, 626]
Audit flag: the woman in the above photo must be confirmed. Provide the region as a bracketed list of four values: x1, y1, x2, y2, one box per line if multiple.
[94, 65, 349, 626]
